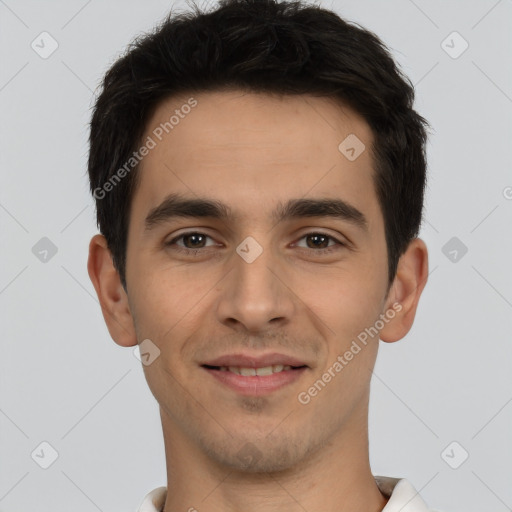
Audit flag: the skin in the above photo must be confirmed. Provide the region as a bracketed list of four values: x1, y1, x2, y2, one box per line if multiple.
[88, 90, 428, 512]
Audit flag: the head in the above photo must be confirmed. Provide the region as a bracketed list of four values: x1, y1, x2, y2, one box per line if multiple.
[87, 0, 429, 473]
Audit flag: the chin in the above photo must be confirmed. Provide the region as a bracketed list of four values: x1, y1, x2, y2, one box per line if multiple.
[201, 432, 313, 474]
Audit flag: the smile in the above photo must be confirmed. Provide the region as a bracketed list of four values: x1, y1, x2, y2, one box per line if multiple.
[201, 363, 308, 396]
[206, 364, 298, 375]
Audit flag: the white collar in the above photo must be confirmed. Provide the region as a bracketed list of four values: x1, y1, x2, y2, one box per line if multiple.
[375, 476, 432, 511]
[136, 475, 434, 511]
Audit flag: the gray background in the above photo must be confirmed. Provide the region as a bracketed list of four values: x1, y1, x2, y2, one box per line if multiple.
[1, 0, 511, 511]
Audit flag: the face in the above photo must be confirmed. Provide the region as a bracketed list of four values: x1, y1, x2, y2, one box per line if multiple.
[123, 90, 394, 472]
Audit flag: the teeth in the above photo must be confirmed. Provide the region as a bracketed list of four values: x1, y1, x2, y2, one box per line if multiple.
[216, 364, 295, 375]
[256, 366, 273, 376]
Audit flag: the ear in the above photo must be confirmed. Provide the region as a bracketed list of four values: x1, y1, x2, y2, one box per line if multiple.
[87, 234, 138, 347]
[379, 238, 429, 343]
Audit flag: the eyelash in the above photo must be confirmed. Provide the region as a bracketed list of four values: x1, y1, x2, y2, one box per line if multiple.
[165, 231, 346, 256]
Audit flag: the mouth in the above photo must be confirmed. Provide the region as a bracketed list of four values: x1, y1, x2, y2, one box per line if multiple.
[202, 363, 307, 375]
[200, 353, 309, 396]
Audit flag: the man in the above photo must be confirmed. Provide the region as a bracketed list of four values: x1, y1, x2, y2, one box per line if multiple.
[86, 0, 437, 510]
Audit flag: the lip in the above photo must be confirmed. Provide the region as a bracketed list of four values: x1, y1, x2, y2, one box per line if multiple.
[202, 365, 308, 396]
[201, 352, 308, 368]
[200, 352, 309, 396]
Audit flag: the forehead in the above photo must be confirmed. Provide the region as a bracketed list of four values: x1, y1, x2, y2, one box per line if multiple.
[131, 90, 379, 229]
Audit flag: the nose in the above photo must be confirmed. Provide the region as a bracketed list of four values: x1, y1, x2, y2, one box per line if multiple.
[215, 239, 296, 334]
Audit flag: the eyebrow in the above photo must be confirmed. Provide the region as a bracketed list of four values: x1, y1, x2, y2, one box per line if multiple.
[144, 192, 368, 232]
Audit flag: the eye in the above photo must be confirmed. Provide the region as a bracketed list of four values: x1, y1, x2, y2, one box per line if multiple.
[293, 232, 345, 254]
[164, 231, 346, 256]
[165, 232, 217, 253]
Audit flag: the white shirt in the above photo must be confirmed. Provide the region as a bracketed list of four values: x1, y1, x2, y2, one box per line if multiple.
[136, 475, 441, 511]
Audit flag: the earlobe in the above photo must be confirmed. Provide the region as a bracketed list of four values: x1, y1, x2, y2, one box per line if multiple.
[87, 234, 138, 347]
[379, 238, 429, 343]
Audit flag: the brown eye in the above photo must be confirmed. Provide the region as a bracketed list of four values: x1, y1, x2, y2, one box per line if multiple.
[165, 232, 216, 252]
[294, 232, 344, 253]
[180, 233, 208, 248]
[305, 233, 330, 249]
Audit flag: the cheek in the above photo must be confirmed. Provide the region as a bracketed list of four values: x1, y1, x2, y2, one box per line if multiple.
[130, 261, 205, 326]
[302, 262, 386, 343]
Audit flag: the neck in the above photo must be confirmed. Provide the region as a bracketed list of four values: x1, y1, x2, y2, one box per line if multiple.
[159, 406, 389, 512]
